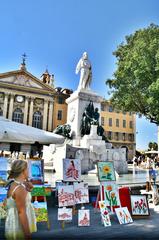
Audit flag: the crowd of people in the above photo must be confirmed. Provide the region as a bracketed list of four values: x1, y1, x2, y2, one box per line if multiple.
[132, 155, 159, 169]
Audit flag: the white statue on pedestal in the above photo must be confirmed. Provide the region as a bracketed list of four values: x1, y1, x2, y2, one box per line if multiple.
[75, 52, 92, 91]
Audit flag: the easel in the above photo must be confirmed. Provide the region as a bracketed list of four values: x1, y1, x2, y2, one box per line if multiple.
[28, 159, 50, 230]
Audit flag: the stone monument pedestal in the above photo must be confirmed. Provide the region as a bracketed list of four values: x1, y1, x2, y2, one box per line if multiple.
[66, 89, 103, 144]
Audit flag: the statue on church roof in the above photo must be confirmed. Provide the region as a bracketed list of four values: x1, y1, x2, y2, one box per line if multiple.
[20, 53, 27, 71]
[40, 69, 51, 84]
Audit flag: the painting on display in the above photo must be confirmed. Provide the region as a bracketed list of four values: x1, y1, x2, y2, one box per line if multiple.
[74, 182, 89, 204]
[31, 185, 46, 197]
[33, 201, 48, 222]
[115, 207, 133, 224]
[0, 157, 7, 171]
[44, 183, 52, 197]
[97, 161, 116, 182]
[0, 157, 8, 183]
[0, 187, 7, 204]
[63, 159, 81, 182]
[58, 185, 74, 207]
[28, 159, 44, 183]
[0, 187, 7, 219]
[0, 170, 7, 183]
[99, 201, 111, 227]
[101, 182, 120, 210]
[130, 195, 150, 216]
[58, 207, 72, 221]
[78, 209, 90, 226]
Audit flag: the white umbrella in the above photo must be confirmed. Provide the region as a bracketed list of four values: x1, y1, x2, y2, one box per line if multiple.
[0, 117, 64, 144]
[145, 150, 159, 154]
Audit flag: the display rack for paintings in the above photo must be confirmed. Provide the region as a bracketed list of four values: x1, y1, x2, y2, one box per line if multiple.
[62, 158, 89, 214]
[32, 186, 50, 230]
[28, 159, 50, 230]
[57, 158, 90, 229]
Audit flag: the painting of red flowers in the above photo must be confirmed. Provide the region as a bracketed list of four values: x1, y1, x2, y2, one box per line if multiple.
[130, 195, 149, 216]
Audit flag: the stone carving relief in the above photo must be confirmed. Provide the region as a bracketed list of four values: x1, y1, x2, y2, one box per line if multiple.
[0, 75, 43, 89]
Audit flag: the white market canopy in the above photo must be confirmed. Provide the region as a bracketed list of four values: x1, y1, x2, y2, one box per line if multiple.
[0, 117, 64, 145]
[145, 150, 159, 154]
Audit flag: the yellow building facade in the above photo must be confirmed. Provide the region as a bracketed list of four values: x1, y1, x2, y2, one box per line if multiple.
[53, 87, 73, 129]
[101, 100, 136, 160]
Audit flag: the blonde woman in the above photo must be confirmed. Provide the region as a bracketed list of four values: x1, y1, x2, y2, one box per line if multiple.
[5, 160, 37, 240]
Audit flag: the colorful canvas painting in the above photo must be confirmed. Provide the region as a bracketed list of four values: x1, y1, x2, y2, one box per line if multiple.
[78, 209, 90, 226]
[0, 157, 7, 171]
[58, 185, 74, 207]
[0, 187, 7, 205]
[74, 182, 89, 204]
[0, 157, 8, 183]
[58, 208, 72, 221]
[97, 161, 116, 182]
[31, 185, 46, 197]
[63, 159, 81, 182]
[0, 170, 7, 183]
[28, 160, 44, 183]
[44, 183, 52, 197]
[33, 201, 48, 222]
[130, 195, 149, 216]
[115, 207, 133, 224]
[101, 182, 120, 210]
[0, 206, 7, 219]
[99, 201, 111, 227]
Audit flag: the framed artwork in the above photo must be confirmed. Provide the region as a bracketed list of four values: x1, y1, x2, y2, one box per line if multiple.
[130, 195, 150, 216]
[0, 157, 7, 171]
[74, 182, 89, 204]
[31, 185, 46, 197]
[58, 185, 74, 207]
[99, 201, 111, 227]
[58, 207, 72, 221]
[115, 207, 133, 224]
[63, 159, 81, 182]
[44, 183, 52, 197]
[0, 170, 7, 183]
[78, 209, 90, 226]
[101, 182, 120, 210]
[97, 161, 116, 182]
[0, 157, 8, 183]
[0, 187, 7, 205]
[33, 201, 48, 222]
[28, 159, 44, 183]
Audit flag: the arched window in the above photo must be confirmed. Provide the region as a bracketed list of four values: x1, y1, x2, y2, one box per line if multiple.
[32, 111, 42, 129]
[0, 108, 3, 116]
[12, 108, 23, 123]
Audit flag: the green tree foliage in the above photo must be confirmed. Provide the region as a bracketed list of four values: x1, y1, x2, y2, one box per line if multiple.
[148, 141, 158, 151]
[106, 24, 159, 125]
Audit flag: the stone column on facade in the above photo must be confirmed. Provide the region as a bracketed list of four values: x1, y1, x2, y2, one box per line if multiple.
[8, 93, 15, 120]
[23, 96, 29, 125]
[43, 99, 49, 130]
[28, 97, 34, 126]
[48, 100, 54, 132]
[3, 92, 9, 118]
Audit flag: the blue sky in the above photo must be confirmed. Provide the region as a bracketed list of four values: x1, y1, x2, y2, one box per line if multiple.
[0, 0, 158, 150]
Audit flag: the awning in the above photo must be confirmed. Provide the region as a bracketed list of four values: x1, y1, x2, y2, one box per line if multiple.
[0, 117, 65, 145]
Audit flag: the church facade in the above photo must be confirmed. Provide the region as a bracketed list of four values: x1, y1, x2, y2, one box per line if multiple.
[0, 63, 55, 132]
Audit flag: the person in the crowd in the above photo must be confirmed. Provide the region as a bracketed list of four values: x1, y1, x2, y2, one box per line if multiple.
[5, 160, 37, 240]
[149, 166, 158, 185]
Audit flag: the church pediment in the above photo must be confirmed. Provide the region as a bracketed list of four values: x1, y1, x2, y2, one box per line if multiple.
[0, 70, 54, 92]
